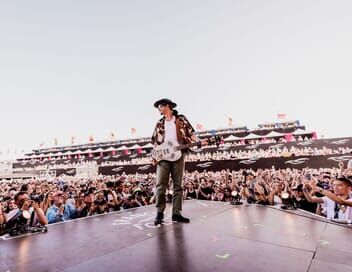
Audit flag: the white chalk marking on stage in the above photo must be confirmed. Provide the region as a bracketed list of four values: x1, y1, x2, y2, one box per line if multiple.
[216, 253, 230, 259]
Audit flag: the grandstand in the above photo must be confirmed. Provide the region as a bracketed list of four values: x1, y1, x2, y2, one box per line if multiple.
[3, 120, 351, 178]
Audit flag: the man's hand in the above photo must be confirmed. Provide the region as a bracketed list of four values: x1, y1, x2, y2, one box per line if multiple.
[303, 183, 312, 191]
[32, 201, 40, 210]
[21, 200, 32, 211]
[309, 181, 319, 192]
[58, 205, 65, 216]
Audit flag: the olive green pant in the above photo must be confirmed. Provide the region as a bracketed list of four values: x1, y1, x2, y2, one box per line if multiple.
[155, 156, 185, 215]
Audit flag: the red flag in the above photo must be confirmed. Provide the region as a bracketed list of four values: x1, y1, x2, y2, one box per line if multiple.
[88, 135, 94, 142]
[110, 132, 116, 141]
[131, 128, 137, 135]
[71, 136, 75, 145]
[54, 138, 58, 146]
[39, 142, 45, 148]
[312, 132, 318, 140]
[196, 124, 203, 130]
[228, 117, 233, 127]
[285, 133, 293, 142]
[277, 113, 286, 119]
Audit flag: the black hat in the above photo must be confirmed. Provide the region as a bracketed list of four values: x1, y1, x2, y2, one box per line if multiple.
[153, 98, 177, 109]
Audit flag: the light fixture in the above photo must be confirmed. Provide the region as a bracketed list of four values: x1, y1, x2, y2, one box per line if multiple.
[230, 191, 242, 206]
[281, 192, 290, 200]
[22, 210, 31, 220]
[231, 191, 238, 197]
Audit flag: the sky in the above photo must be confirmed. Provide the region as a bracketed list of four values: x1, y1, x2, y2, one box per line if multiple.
[0, 0, 352, 159]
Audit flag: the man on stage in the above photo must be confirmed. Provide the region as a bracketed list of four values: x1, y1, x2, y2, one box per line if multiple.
[151, 98, 206, 225]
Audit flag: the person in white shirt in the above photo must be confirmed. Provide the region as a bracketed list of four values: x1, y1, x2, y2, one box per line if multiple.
[151, 98, 207, 225]
[303, 177, 352, 220]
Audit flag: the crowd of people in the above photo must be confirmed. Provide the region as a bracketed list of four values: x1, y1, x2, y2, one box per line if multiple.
[13, 144, 352, 171]
[103, 146, 352, 166]
[1, 161, 352, 236]
[13, 134, 316, 171]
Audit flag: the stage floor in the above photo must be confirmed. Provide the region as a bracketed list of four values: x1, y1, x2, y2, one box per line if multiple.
[1, 200, 352, 272]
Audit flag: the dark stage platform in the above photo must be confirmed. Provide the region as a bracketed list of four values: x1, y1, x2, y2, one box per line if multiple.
[1, 200, 352, 272]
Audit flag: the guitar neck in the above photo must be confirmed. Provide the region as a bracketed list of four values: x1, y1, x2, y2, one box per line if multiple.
[175, 142, 199, 151]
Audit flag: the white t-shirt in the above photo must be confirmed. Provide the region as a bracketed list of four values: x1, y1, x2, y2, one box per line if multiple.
[322, 196, 352, 220]
[273, 195, 283, 205]
[164, 117, 178, 142]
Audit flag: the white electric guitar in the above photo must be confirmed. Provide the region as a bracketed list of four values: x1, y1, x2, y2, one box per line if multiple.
[151, 135, 221, 162]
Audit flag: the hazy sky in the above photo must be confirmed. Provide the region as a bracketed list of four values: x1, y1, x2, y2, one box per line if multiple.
[1, 0, 351, 158]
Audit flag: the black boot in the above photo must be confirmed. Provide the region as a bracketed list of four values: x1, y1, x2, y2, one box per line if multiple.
[154, 212, 164, 226]
[172, 214, 190, 223]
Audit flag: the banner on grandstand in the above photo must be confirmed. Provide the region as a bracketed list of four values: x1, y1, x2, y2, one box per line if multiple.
[97, 154, 352, 175]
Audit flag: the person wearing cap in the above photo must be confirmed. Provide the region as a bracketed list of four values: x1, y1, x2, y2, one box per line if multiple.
[46, 191, 76, 224]
[152, 98, 207, 225]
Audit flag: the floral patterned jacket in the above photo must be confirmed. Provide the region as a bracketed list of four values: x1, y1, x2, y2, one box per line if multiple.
[151, 114, 195, 146]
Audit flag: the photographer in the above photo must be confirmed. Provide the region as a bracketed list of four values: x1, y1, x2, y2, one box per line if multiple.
[46, 191, 76, 224]
[2, 191, 47, 235]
